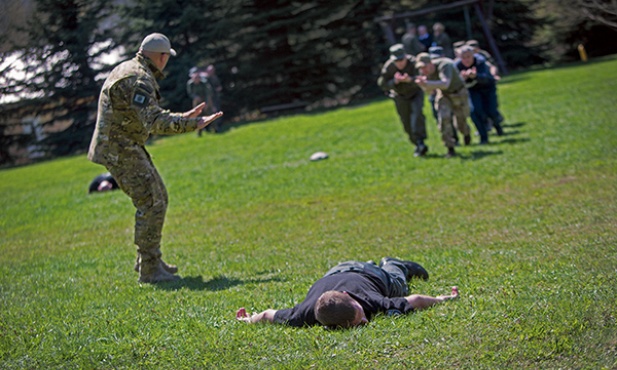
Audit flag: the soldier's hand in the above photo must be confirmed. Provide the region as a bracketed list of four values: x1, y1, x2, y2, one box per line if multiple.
[414, 75, 427, 86]
[197, 111, 224, 130]
[184, 102, 206, 118]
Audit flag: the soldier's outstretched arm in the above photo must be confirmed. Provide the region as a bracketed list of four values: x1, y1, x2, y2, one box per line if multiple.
[183, 102, 206, 118]
[196, 112, 224, 130]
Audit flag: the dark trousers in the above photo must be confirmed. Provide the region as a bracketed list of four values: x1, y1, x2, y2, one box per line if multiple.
[323, 260, 409, 297]
[469, 86, 502, 142]
[394, 92, 427, 146]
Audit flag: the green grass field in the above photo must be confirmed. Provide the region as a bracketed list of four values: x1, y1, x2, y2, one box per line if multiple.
[1, 57, 616, 369]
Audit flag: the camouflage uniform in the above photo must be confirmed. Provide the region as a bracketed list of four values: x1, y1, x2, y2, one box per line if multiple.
[88, 52, 200, 280]
[424, 57, 471, 149]
[377, 53, 427, 152]
[186, 75, 215, 114]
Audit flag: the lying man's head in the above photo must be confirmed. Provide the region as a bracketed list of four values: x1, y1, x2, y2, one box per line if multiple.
[314, 291, 368, 329]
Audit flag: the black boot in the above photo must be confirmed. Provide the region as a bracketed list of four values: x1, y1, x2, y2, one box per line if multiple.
[380, 257, 429, 281]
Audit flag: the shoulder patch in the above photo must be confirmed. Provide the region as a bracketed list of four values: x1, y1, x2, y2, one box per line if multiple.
[132, 90, 149, 107]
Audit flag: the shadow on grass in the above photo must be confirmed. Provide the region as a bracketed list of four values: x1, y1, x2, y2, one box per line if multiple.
[460, 149, 504, 160]
[502, 121, 526, 129]
[153, 274, 283, 291]
[498, 137, 530, 145]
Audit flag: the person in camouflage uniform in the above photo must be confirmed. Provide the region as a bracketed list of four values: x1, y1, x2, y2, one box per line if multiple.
[377, 44, 428, 157]
[186, 66, 216, 135]
[88, 33, 223, 283]
[414, 52, 471, 158]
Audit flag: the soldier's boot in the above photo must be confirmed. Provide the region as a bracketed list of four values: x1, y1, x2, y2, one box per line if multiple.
[134, 254, 178, 274]
[138, 258, 181, 284]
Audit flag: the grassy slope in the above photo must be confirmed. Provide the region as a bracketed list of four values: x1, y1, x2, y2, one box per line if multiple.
[0, 57, 616, 369]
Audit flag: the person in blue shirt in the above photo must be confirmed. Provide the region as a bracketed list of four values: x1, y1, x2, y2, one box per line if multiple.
[455, 46, 504, 144]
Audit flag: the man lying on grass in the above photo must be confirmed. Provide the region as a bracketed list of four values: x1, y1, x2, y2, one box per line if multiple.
[236, 257, 458, 329]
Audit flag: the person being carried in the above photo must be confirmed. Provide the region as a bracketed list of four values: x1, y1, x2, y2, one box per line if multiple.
[236, 257, 458, 329]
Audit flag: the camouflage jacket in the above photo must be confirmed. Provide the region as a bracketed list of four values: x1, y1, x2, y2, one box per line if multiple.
[425, 57, 466, 95]
[88, 53, 199, 166]
[377, 55, 423, 99]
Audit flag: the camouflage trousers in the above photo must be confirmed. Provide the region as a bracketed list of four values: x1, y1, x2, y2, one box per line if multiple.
[435, 88, 471, 148]
[106, 146, 168, 263]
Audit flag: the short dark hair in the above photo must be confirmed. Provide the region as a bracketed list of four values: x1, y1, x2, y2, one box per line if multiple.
[314, 291, 358, 329]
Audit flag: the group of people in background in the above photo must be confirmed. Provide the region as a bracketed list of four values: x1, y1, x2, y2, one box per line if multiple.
[379, 21, 505, 158]
[186, 64, 223, 135]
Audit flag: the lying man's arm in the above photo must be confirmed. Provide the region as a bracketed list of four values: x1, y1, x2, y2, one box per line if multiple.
[236, 307, 278, 324]
[406, 286, 459, 310]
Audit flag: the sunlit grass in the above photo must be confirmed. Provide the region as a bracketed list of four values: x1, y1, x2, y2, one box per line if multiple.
[1, 56, 616, 369]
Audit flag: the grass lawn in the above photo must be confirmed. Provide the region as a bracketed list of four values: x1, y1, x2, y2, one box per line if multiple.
[1, 56, 616, 369]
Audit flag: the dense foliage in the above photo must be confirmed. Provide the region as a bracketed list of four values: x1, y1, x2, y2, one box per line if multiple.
[1, 0, 616, 164]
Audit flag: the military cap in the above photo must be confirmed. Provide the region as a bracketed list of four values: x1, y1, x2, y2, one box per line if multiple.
[415, 52, 432, 69]
[466, 39, 480, 48]
[140, 33, 177, 56]
[389, 44, 406, 61]
[429, 46, 444, 58]
[453, 40, 467, 49]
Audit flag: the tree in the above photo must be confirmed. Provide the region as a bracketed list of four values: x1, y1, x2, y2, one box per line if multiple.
[116, 0, 397, 118]
[578, 0, 617, 29]
[0, 0, 118, 157]
[531, 0, 617, 62]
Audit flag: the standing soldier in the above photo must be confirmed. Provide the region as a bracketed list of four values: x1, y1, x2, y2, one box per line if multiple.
[186, 66, 215, 136]
[414, 52, 471, 158]
[401, 23, 425, 56]
[205, 64, 223, 133]
[377, 44, 428, 157]
[88, 33, 223, 283]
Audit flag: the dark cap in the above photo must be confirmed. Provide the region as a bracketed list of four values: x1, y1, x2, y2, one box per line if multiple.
[428, 46, 444, 58]
[389, 44, 406, 61]
[415, 52, 432, 69]
[466, 39, 480, 48]
[453, 40, 466, 49]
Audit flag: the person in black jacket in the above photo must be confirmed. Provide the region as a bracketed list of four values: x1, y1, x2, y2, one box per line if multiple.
[236, 257, 458, 329]
[88, 172, 119, 193]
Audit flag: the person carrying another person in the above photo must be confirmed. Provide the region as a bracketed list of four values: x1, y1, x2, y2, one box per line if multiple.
[414, 52, 472, 158]
[377, 44, 429, 157]
[236, 257, 458, 328]
[455, 45, 504, 144]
